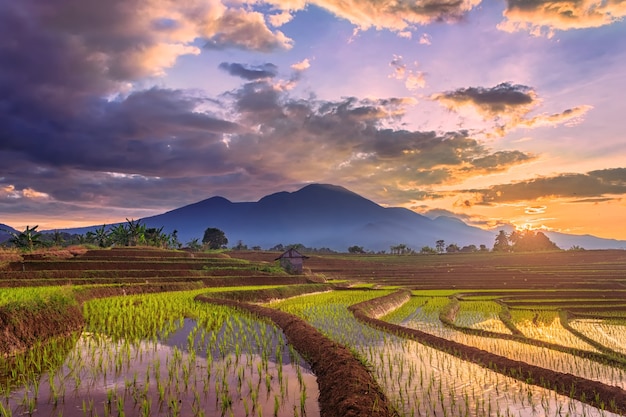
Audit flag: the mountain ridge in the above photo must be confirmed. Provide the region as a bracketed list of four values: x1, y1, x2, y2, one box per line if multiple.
[4, 184, 626, 251]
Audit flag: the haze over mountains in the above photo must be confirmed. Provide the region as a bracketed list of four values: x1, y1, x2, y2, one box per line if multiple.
[3, 184, 626, 251]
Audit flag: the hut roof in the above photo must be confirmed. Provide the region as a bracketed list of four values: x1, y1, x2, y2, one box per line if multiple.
[275, 248, 309, 260]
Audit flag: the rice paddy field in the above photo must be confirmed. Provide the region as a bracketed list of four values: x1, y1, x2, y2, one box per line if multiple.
[2, 247, 626, 416]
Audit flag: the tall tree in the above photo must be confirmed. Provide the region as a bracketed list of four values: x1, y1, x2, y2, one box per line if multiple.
[348, 245, 365, 254]
[493, 230, 511, 252]
[202, 227, 228, 250]
[420, 246, 437, 254]
[511, 230, 559, 252]
[435, 240, 445, 254]
[446, 243, 459, 253]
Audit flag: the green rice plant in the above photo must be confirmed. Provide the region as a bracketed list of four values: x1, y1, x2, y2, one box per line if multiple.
[387, 294, 626, 390]
[509, 309, 599, 351]
[2, 288, 320, 417]
[570, 318, 626, 355]
[270, 289, 622, 417]
[453, 300, 512, 334]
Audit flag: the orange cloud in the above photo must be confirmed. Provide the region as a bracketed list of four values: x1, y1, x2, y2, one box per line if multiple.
[310, 0, 481, 31]
[498, 0, 626, 37]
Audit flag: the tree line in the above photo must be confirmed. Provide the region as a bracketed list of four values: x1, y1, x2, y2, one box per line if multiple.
[3, 223, 563, 254]
[348, 229, 562, 255]
[1, 220, 185, 251]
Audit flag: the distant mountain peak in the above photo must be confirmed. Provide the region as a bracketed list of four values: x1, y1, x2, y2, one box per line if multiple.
[297, 183, 353, 193]
[257, 183, 373, 209]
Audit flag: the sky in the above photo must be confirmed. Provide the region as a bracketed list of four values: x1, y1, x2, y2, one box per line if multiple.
[1, 0, 626, 240]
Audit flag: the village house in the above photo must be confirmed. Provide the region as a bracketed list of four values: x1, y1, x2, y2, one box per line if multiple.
[275, 248, 309, 274]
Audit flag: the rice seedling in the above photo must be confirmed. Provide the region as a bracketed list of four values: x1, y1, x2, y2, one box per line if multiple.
[0, 289, 320, 417]
[388, 295, 626, 389]
[269, 290, 623, 417]
[453, 300, 513, 334]
[509, 308, 599, 350]
[569, 318, 626, 355]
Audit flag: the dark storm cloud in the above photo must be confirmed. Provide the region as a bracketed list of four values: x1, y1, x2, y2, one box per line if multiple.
[468, 168, 626, 204]
[218, 62, 278, 80]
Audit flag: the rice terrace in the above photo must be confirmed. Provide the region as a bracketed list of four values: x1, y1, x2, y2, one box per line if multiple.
[2, 245, 626, 417]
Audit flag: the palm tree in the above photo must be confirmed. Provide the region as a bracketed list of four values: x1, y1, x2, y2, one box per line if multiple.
[126, 219, 146, 246]
[145, 226, 167, 248]
[109, 224, 130, 246]
[94, 225, 110, 247]
[7, 225, 43, 251]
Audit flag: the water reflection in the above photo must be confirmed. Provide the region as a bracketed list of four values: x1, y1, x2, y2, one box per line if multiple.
[2, 316, 320, 417]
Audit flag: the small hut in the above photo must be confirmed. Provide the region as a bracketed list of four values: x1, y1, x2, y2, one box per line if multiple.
[275, 248, 309, 274]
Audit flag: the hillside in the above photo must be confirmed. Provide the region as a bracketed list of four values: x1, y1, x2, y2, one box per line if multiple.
[0, 223, 17, 244]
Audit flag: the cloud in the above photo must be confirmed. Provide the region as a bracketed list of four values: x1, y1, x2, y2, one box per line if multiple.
[310, 0, 482, 31]
[268, 10, 295, 27]
[218, 62, 278, 80]
[291, 58, 312, 71]
[419, 33, 433, 45]
[516, 105, 594, 129]
[389, 55, 426, 91]
[525, 205, 547, 214]
[203, 8, 293, 51]
[1, 67, 540, 221]
[0, 0, 542, 225]
[0, 0, 292, 97]
[223, 82, 534, 191]
[389, 55, 407, 79]
[468, 168, 626, 204]
[432, 82, 537, 117]
[405, 72, 427, 90]
[432, 82, 592, 135]
[498, 0, 626, 37]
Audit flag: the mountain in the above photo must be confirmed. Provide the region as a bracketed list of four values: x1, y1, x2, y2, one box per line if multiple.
[46, 183, 626, 252]
[0, 223, 17, 244]
[138, 183, 495, 251]
[544, 231, 626, 250]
